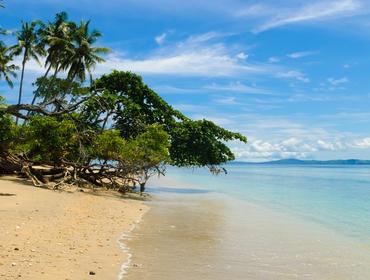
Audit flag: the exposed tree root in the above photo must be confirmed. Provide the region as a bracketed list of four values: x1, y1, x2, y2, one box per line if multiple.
[0, 154, 152, 194]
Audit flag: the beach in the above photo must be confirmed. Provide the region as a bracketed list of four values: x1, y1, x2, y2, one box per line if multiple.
[0, 176, 148, 280]
[3, 164, 370, 280]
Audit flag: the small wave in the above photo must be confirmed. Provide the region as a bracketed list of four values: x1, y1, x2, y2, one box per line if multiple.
[116, 220, 141, 280]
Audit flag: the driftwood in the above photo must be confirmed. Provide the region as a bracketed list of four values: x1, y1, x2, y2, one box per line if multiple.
[0, 154, 23, 174]
[0, 153, 158, 193]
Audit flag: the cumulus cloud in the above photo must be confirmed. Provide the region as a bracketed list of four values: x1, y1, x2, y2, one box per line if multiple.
[352, 137, 370, 148]
[236, 52, 248, 60]
[232, 137, 348, 161]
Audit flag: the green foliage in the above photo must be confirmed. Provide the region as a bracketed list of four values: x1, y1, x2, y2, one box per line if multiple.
[0, 108, 16, 153]
[0, 97, 22, 154]
[33, 76, 87, 103]
[92, 71, 247, 167]
[170, 120, 247, 166]
[122, 125, 170, 168]
[0, 42, 17, 88]
[26, 116, 78, 163]
[0, 11, 248, 188]
[92, 129, 125, 161]
[93, 71, 186, 137]
[65, 20, 110, 82]
[92, 125, 170, 169]
[10, 20, 45, 64]
[39, 12, 73, 72]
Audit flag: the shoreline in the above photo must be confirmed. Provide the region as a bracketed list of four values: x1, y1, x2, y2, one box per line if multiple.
[124, 175, 370, 280]
[0, 176, 149, 280]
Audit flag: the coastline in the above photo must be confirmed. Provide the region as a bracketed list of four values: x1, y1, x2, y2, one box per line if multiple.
[0, 176, 149, 280]
[124, 175, 370, 280]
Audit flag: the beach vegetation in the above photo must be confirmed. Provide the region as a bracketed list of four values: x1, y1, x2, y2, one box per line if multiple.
[0, 10, 247, 193]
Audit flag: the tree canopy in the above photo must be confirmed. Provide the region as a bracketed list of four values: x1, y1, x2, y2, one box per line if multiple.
[0, 10, 247, 193]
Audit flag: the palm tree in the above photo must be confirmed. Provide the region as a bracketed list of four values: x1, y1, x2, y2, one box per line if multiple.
[31, 12, 73, 105]
[40, 12, 75, 78]
[0, 43, 18, 88]
[65, 20, 109, 83]
[10, 21, 45, 123]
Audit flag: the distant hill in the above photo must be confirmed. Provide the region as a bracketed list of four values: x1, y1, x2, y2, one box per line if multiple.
[232, 159, 370, 165]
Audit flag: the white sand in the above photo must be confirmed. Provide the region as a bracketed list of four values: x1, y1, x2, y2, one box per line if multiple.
[0, 176, 148, 280]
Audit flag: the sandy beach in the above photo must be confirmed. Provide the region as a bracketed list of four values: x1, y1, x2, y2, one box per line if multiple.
[0, 176, 148, 280]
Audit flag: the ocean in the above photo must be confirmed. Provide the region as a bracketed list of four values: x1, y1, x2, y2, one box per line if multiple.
[124, 164, 370, 279]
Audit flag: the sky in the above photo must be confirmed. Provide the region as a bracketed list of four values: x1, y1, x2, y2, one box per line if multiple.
[2, 0, 370, 161]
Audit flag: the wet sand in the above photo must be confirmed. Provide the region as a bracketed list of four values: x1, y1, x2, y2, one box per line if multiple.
[125, 177, 370, 280]
[0, 176, 148, 280]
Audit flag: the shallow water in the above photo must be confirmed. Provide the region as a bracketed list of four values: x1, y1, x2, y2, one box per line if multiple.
[161, 164, 370, 242]
[125, 164, 370, 279]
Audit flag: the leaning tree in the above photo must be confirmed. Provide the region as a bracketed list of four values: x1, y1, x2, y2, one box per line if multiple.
[0, 71, 247, 192]
[0, 11, 247, 193]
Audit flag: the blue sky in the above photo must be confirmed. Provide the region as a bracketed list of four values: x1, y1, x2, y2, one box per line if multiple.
[2, 0, 370, 161]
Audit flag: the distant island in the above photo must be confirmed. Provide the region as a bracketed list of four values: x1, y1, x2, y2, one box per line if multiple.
[233, 159, 370, 165]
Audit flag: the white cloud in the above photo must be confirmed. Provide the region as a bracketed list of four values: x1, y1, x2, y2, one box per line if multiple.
[97, 52, 268, 77]
[276, 70, 310, 83]
[204, 81, 272, 95]
[153, 85, 200, 94]
[178, 31, 229, 46]
[215, 97, 238, 105]
[235, 3, 272, 18]
[352, 137, 370, 148]
[232, 137, 348, 161]
[287, 51, 317, 59]
[250, 0, 363, 33]
[327, 77, 349, 85]
[268, 56, 280, 63]
[96, 33, 278, 78]
[155, 32, 167, 45]
[236, 52, 248, 60]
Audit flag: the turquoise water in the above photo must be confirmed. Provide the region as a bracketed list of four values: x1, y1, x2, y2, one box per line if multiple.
[149, 164, 370, 243]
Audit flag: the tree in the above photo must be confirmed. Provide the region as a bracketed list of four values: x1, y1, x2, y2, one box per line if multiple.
[92, 129, 125, 161]
[31, 12, 73, 105]
[40, 12, 72, 77]
[0, 2, 18, 88]
[0, 42, 17, 88]
[0, 13, 247, 192]
[92, 71, 247, 168]
[10, 21, 45, 123]
[169, 120, 246, 167]
[0, 97, 16, 153]
[65, 20, 109, 83]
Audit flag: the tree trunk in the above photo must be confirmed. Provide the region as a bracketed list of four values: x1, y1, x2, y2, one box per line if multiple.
[40, 64, 60, 104]
[16, 58, 26, 125]
[140, 182, 146, 194]
[30, 64, 52, 106]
